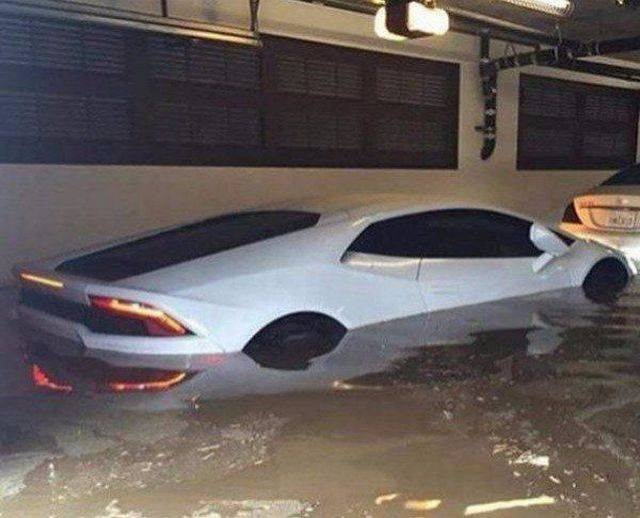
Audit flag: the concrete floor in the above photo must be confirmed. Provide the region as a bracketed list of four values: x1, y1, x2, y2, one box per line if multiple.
[1, 285, 640, 517]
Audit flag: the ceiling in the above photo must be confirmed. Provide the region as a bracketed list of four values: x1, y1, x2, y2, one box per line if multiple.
[325, 0, 640, 58]
[443, 0, 640, 41]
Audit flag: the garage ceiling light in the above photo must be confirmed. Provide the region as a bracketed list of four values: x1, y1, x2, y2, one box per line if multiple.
[375, 1, 450, 41]
[494, 0, 574, 17]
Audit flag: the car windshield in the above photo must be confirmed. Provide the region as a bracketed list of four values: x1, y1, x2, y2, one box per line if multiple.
[600, 163, 640, 186]
[55, 211, 320, 281]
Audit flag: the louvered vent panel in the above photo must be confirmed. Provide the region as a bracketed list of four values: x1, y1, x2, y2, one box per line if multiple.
[521, 128, 574, 157]
[0, 93, 38, 137]
[276, 56, 306, 92]
[152, 102, 191, 142]
[148, 35, 187, 80]
[0, 15, 126, 74]
[38, 95, 88, 139]
[88, 98, 130, 140]
[274, 110, 361, 149]
[189, 42, 227, 83]
[375, 118, 446, 152]
[376, 67, 448, 106]
[31, 19, 83, 70]
[519, 75, 638, 169]
[585, 95, 634, 123]
[520, 85, 577, 118]
[219, 45, 260, 88]
[583, 133, 630, 158]
[224, 106, 260, 145]
[83, 26, 127, 74]
[0, 16, 31, 65]
[192, 105, 260, 146]
[276, 56, 361, 98]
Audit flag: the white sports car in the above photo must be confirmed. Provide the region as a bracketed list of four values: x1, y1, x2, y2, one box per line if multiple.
[15, 195, 633, 393]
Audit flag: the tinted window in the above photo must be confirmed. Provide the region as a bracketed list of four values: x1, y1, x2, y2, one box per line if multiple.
[56, 211, 320, 281]
[601, 163, 640, 186]
[348, 209, 541, 259]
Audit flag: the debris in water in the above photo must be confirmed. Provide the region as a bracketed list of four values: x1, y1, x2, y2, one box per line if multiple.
[510, 452, 550, 468]
[464, 495, 556, 515]
[404, 499, 442, 511]
[375, 493, 399, 505]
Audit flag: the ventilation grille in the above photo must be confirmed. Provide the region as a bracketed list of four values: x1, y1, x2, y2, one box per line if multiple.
[273, 110, 362, 150]
[520, 127, 574, 157]
[376, 67, 449, 107]
[152, 102, 260, 147]
[583, 132, 631, 158]
[585, 95, 634, 123]
[520, 85, 577, 119]
[148, 34, 260, 88]
[275, 55, 361, 99]
[519, 75, 639, 169]
[0, 92, 130, 140]
[0, 14, 126, 74]
[375, 118, 447, 153]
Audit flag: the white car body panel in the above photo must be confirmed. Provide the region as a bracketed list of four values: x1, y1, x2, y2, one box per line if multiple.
[15, 195, 633, 371]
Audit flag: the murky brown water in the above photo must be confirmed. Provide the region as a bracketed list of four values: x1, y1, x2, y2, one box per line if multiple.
[1, 286, 640, 517]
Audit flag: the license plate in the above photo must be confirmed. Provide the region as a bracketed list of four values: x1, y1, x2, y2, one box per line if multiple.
[607, 212, 636, 229]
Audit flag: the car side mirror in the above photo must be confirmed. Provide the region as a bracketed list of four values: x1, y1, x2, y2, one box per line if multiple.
[530, 223, 569, 257]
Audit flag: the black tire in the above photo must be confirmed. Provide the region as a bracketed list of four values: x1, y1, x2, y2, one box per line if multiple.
[583, 258, 630, 304]
[244, 313, 346, 370]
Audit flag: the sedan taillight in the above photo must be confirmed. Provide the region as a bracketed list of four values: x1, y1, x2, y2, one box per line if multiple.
[89, 296, 191, 337]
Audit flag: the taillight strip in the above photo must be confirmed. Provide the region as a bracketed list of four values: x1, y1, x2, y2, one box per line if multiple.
[89, 296, 189, 336]
[108, 372, 187, 392]
[31, 364, 73, 393]
[20, 272, 64, 290]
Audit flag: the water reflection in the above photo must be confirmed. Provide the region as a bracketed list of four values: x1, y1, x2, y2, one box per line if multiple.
[168, 287, 626, 403]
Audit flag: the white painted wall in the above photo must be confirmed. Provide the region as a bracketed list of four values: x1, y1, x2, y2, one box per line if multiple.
[1, 0, 640, 283]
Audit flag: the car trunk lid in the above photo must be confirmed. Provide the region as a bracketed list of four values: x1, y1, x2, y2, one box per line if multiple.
[574, 188, 640, 232]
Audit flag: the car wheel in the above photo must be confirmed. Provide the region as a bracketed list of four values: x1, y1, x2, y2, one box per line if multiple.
[583, 258, 630, 303]
[244, 313, 347, 370]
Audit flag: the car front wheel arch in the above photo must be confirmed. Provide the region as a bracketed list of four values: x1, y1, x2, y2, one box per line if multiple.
[582, 258, 630, 303]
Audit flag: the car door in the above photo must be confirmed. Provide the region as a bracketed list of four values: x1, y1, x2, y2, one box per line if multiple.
[341, 214, 429, 328]
[412, 210, 572, 311]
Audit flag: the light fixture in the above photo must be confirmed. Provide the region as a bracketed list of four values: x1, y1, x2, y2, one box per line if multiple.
[494, 0, 574, 17]
[374, 1, 450, 41]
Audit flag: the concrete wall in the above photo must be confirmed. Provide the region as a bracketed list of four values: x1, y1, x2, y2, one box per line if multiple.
[2, 0, 640, 283]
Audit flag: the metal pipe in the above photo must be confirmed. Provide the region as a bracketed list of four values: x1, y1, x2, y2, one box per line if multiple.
[483, 35, 640, 76]
[478, 30, 497, 160]
[556, 60, 640, 83]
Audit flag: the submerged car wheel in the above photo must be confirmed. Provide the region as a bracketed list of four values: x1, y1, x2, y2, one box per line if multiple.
[244, 313, 347, 370]
[583, 258, 630, 303]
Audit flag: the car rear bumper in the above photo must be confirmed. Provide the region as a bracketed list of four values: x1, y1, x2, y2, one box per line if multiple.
[560, 223, 640, 268]
[18, 305, 226, 392]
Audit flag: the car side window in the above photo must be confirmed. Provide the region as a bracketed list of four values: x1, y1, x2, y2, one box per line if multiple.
[347, 209, 542, 259]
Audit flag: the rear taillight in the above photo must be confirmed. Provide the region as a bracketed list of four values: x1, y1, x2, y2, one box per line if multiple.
[89, 296, 191, 337]
[31, 364, 73, 393]
[108, 371, 187, 392]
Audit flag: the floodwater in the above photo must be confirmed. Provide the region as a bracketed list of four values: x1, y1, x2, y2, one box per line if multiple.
[1, 286, 640, 517]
